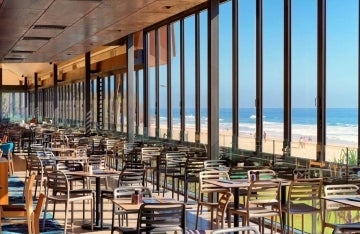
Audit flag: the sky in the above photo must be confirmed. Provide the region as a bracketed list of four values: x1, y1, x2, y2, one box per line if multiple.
[156, 0, 359, 109]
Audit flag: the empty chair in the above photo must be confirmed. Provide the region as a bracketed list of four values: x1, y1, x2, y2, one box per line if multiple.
[247, 169, 276, 181]
[160, 152, 187, 198]
[215, 191, 233, 229]
[229, 180, 283, 234]
[322, 184, 360, 234]
[113, 203, 186, 234]
[203, 159, 228, 170]
[283, 178, 322, 234]
[24, 154, 46, 198]
[195, 170, 230, 229]
[42, 170, 94, 234]
[177, 158, 204, 202]
[1, 173, 46, 234]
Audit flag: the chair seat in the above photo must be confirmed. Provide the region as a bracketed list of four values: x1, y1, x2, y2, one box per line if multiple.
[284, 202, 321, 213]
[2, 204, 26, 212]
[230, 207, 280, 218]
[333, 222, 360, 233]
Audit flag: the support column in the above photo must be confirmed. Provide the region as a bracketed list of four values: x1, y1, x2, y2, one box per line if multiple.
[232, 0, 239, 150]
[127, 33, 135, 143]
[84, 52, 91, 135]
[208, 0, 220, 160]
[34, 73, 39, 122]
[283, 0, 292, 157]
[317, 0, 326, 162]
[255, 0, 263, 154]
[53, 64, 58, 126]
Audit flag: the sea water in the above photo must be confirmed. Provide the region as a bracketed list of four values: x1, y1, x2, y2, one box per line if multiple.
[155, 107, 358, 146]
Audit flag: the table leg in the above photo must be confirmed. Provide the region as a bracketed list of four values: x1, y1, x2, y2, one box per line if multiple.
[82, 177, 110, 230]
[233, 188, 240, 227]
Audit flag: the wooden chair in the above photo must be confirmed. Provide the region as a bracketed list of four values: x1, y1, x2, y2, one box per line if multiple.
[0, 173, 45, 234]
[322, 184, 360, 234]
[247, 169, 276, 181]
[195, 170, 230, 229]
[160, 152, 187, 198]
[203, 159, 228, 170]
[283, 178, 322, 234]
[112, 203, 186, 234]
[215, 191, 233, 229]
[228, 181, 283, 234]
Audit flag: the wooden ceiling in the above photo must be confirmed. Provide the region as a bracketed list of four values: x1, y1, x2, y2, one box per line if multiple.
[0, 0, 206, 82]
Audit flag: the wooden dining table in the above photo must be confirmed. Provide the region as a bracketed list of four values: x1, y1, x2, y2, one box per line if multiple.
[65, 169, 121, 230]
[205, 177, 291, 227]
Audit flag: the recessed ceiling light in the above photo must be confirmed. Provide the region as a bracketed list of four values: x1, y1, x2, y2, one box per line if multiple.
[11, 50, 34, 54]
[33, 25, 66, 30]
[23, 36, 51, 41]
[3, 57, 24, 61]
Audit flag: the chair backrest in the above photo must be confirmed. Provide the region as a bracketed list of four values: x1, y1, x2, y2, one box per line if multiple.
[75, 146, 87, 157]
[287, 178, 322, 209]
[27, 154, 44, 176]
[113, 186, 153, 199]
[199, 170, 230, 197]
[45, 170, 70, 197]
[211, 226, 260, 234]
[185, 158, 205, 178]
[293, 168, 323, 179]
[118, 167, 145, 186]
[324, 184, 360, 211]
[247, 169, 276, 181]
[165, 152, 187, 171]
[136, 203, 186, 233]
[0, 142, 14, 156]
[88, 154, 106, 169]
[203, 160, 227, 170]
[25, 173, 37, 217]
[215, 191, 233, 229]
[105, 139, 121, 153]
[247, 181, 281, 208]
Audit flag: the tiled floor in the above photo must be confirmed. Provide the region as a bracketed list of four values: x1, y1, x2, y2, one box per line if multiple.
[10, 152, 280, 234]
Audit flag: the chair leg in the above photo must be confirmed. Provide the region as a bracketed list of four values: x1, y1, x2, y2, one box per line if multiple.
[195, 204, 201, 229]
[64, 202, 69, 234]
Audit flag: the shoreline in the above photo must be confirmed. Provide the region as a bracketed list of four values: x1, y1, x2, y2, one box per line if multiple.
[145, 123, 353, 163]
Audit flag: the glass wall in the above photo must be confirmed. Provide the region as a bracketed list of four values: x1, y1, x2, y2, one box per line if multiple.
[159, 26, 168, 139]
[291, 0, 317, 159]
[199, 10, 208, 145]
[184, 15, 196, 142]
[238, 0, 256, 151]
[171, 21, 181, 141]
[263, 0, 284, 155]
[219, 1, 233, 147]
[326, 0, 358, 164]
[147, 30, 156, 137]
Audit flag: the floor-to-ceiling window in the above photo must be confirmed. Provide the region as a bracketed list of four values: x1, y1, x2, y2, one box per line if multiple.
[159, 26, 168, 140]
[148, 30, 156, 137]
[219, 1, 233, 148]
[326, 0, 358, 164]
[263, 0, 284, 155]
[184, 15, 196, 143]
[238, 0, 256, 151]
[171, 21, 181, 141]
[291, 0, 317, 159]
[199, 10, 208, 145]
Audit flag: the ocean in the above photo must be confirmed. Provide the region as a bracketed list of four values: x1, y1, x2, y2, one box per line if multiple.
[157, 107, 358, 146]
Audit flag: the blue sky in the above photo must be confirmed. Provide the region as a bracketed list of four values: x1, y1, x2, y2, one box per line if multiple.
[157, 0, 359, 109]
